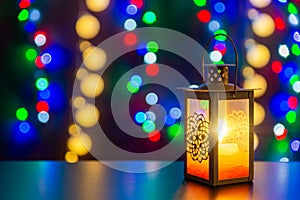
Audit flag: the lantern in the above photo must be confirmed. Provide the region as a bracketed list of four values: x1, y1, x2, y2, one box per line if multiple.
[183, 34, 254, 186]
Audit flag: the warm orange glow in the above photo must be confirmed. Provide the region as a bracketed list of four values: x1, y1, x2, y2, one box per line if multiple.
[187, 155, 209, 180]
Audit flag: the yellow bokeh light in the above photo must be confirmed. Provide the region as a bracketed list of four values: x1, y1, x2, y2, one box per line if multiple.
[249, 0, 271, 8]
[75, 103, 99, 127]
[254, 132, 259, 151]
[246, 44, 270, 68]
[67, 133, 92, 156]
[86, 0, 110, 12]
[76, 68, 88, 80]
[79, 40, 92, 52]
[73, 96, 86, 109]
[75, 14, 100, 39]
[80, 73, 104, 98]
[83, 47, 107, 71]
[252, 13, 275, 37]
[65, 151, 79, 163]
[242, 66, 255, 79]
[243, 73, 267, 98]
[68, 123, 81, 136]
[254, 102, 265, 126]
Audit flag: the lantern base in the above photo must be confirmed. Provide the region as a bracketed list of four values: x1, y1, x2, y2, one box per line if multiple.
[184, 173, 253, 186]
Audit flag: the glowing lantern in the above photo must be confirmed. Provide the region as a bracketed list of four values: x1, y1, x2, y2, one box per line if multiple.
[183, 34, 254, 186]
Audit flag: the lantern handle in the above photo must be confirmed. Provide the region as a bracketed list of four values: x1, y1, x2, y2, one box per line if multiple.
[201, 33, 238, 95]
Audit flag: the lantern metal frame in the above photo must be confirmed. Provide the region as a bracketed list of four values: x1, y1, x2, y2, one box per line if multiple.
[183, 34, 254, 186]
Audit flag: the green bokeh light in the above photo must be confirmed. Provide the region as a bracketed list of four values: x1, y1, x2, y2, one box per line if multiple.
[142, 120, 156, 133]
[146, 41, 159, 52]
[291, 44, 300, 56]
[289, 75, 299, 85]
[142, 11, 157, 24]
[167, 124, 182, 138]
[193, 0, 206, 7]
[18, 9, 29, 21]
[126, 81, 139, 94]
[16, 107, 28, 121]
[26, 48, 38, 61]
[278, 140, 289, 154]
[288, 3, 298, 14]
[35, 78, 49, 91]
[214, 29, 227, 41]
[286, 111, 296, 124]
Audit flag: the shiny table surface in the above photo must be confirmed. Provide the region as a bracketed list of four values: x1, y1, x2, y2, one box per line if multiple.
[0, 161, 299, 200]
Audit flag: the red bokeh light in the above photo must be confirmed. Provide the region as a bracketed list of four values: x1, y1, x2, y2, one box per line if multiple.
[35, 56, 44, 68]
[275, 128, 287, 140]
[19, 0, 31, 9]
[271, 61, 282, 74]
[130, 0, 144, 9]
[36, 101, 49, 112]
[146, 64, 159, 77]
[197, 10, 211, 23]
[148, 130, 161, 142]
[274, 17, 285, 31]
[124, 33, 138, 46]
[288, 96, 298, 109]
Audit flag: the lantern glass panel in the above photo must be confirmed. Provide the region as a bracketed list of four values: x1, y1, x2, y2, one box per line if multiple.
[217, 99, 249, 181]
[186, 99, 210, 180]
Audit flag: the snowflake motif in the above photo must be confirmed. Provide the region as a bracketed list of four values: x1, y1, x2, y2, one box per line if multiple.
[186, 112, 209, 163]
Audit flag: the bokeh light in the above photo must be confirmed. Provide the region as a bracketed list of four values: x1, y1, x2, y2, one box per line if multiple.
[73, 96, 86, 109]
[124, 19, 137, 31]
[124, 32, 138, 46]
[197, 10, 211, 23]
[167, 124, 182, 138]
[35, 77, 49, 91]
[274, 17, 285, 30]
[16, 107, 28, 121]
[80, 73, 104, 98]
[18, 9, 29, 21]
[249, 0, 272, 8]
[208, 20, 220, 32]
[291, 140, 300, 152]
[293, 81, 300, 93]
[246, 44, 270, 68]
[242, 66, 255, 79]
[251, 13, 275, 37]
[19, 122, 30, 134]
[194, 0, 206, 7]
[146, 64, 159, 76]
[243, 73, 267, 98]
[37, 111, 50, 123]
[278, 44, 290, 58]
[41, 53, 52, 65]
[135, 112, 146, 124]
[68, 123, 81, 136]
[34, 31, 46, 47]
[286, 111, 296, 123]
[293, 31, 300, 42]
[165, 115, 176, 126]
[210, 50, 222, 62]
[130, 0, 144, 9]
[170, 107, 182, 120]
[142, 120, 156, 133]
[146, 41, 159, 53]
[36, 101, 49, 112]
[67, 132, 92, 156]
[145, 92, 158, 105]
[75, 103, 100, 128]
[126, 4, 138, 15]
[288, 14, 298, 26]
[214, 2, 225, 13]
[75, 14, 100, 39]
[26, 48, 37, 61]
[254, 102, 265, 126]
[142, 11, 157, 24]
[145, 111, 156, 121]
[86, 0, 110, 12]
[29, 9, 40, 22]
[271, 61, 282, 74]
[83, 47, 107, 71]
[148, 130, 161, 142]
[273, 123, 287, 140]
[144, 52, 157, 64]
[65, 151, 79, 163]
